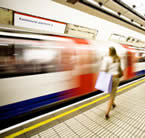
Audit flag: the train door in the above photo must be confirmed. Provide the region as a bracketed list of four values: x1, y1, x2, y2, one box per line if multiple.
[121, 44, 135, 79]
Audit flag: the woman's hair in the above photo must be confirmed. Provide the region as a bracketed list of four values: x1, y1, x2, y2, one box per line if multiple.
[109, 47, 120, 63]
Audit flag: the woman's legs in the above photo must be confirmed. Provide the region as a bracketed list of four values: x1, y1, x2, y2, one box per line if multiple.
[105, 77, 119, 119]
[106, 97, 114, 115]
[105, 94, 115, 120]
[112, 97, 116, 108]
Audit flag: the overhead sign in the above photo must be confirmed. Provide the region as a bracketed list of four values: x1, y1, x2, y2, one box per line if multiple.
[65, 24, 98, 40]
[14, 12, 66, 33]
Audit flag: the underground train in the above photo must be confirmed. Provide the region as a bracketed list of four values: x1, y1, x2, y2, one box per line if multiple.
[0, 26, 145, 130]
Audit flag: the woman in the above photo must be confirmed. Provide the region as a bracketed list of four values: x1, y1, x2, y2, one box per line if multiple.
[101, 47, 122, 120]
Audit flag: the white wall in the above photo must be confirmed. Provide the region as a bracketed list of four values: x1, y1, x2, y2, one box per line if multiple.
[0, 0, 144, 40]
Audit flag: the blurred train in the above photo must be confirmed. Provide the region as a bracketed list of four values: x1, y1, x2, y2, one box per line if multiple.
[0, 25, 145, 130]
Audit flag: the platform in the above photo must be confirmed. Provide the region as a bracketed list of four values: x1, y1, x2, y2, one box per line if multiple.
[1, 77, 145, 138]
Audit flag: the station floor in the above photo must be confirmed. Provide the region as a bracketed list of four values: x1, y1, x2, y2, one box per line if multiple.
[1, 77, 145, 138]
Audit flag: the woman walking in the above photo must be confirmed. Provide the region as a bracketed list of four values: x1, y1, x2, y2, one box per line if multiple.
[101, 47, 122, 120]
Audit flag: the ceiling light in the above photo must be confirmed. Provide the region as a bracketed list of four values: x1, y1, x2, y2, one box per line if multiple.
[132, 5, 136, 8]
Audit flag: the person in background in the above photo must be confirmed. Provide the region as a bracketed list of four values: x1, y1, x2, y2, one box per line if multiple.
[101, 47, 122, 120]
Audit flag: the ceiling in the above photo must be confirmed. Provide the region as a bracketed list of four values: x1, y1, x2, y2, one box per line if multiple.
[54, 0, 145, 34]
[121, 0, 145, 16]
[87, 0, 145, 29]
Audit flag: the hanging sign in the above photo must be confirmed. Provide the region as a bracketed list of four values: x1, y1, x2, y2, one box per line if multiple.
[14, 12, 66, 33]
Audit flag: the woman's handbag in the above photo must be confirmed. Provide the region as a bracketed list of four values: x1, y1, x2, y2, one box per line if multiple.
[95, 72, 112, 93]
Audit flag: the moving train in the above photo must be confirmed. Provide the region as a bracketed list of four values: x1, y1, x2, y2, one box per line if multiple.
[0, 25, 145, 130]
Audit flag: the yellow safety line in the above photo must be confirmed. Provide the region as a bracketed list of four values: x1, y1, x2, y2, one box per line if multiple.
[117, 78, 145, 93]
[5, 78, 145, 138]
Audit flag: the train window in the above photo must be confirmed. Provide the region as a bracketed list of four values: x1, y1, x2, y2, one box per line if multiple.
[136, 53, 145, 62]
[0, 38, 76, 78]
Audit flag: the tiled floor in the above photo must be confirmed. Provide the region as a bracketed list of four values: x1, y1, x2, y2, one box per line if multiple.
[28, 81, 145, 138]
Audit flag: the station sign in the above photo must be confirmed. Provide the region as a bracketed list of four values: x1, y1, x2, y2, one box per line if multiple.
[14, 12, 66, 33]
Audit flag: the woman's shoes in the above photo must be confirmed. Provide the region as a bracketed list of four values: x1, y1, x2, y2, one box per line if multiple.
[105, 114, 110, 120]
[112, 104, 116, 109]
[105, 104, 116, 120]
